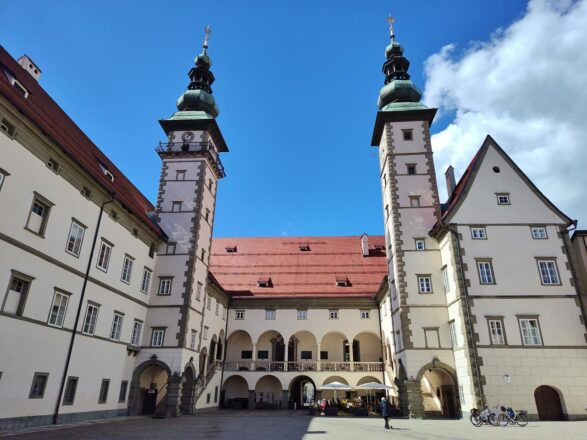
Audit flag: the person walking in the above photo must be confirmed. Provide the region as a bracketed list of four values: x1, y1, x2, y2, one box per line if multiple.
[381, 396, 392, 429]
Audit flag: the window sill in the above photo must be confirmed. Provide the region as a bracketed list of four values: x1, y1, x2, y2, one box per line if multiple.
[24, 226, 45, 238]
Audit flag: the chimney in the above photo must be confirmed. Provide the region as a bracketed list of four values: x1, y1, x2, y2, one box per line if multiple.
[361, 233, 369, 257]
[17, 55, 42, 82]
[445, 165, 456, 198]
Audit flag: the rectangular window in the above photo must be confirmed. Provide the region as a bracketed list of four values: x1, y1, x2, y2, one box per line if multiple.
[151, 328, 165, 347]
[166, 242, 176, 255]
[201, 249, 206, 262]
[402, 129, 413, 141]
[424, 328, 440, 348]
[418, 276, 432, 293]
[265, 309, 276, 320]
[26, 195, 52, 236]
[98, 379, 110, 404]
[257, 350, 269, 359]
[171, 201, 182, 212]
[29, 373, 48, 399]
[140, 268, 152, 294]
[131, 320, 142, 346]
[119, 381, 128, 403]
[320, 351, 329, 360]
[442, 268, 450, 294]
[206, 393, 211, 404]
[3, 273, 31, 316]
[110, 313, 124, 341]
[477, 261, 495, 285]
[241, 350, 252, 359]
[360, 310, 370, 319]
[415, 239, 425, 251]
[222, 306, 226, 320]
[409, 196, 420, 208]
[48, 291, 69, 328]
[196, 282, 202, 301]
[176, 170, 186, 181]
[215, 301, 219, 315]
[120, 255, 134, 284]
[235, 310, 245, 320]
[190, 330, 197, 349]
[158, 277, 173, 295]
[488, 319, 505, 345]
[96, 240, 112, 272]
[531, 227, 548, 239]
[297, 309, 307, 320]
[207, 296, 212, 310]
[329, 309, 339, 319]
[537, 260, 560, 285]
[449, 322, 458, 348]
[208, 179, 213, 191]
[63, 376, 78, 405]
[214, 386, 219, 403]
[301, 351, 312, 360]
[407, 164, 416, 175]
[83, 303, 99, 335]
[205, 208, 210, 222]
[203, 326, 209, 340]
[519, 318, 542, 345]
[65, 220, 86, 257]
[471, 227, 487, 239]
[496, 193, 510, 205]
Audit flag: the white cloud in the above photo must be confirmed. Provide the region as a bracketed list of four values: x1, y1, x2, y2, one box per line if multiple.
[423, 0, 587, 224]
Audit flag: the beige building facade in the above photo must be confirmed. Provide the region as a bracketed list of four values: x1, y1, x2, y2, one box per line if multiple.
[1, 23, 587, 430]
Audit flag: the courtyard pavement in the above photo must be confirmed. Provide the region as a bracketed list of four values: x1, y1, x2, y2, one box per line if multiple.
[1, 410, 586, 440]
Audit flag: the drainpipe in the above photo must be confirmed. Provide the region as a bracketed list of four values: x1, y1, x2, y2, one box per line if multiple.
[449, 223, 485, 407]
[53, 195, 115, 425]
[218, 296, 229, 409]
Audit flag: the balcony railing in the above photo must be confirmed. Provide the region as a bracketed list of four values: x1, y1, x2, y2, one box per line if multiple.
[223, 361, 383, 373]
[155, 141, 225, 177]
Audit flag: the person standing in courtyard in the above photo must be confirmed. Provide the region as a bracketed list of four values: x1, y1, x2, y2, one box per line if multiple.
[381, 396, 392, 429]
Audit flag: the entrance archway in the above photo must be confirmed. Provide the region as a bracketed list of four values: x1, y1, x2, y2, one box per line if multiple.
[181, 364, 196, 414]
[129, 359, 171, 416]
[417, 363, 460, 419]
[534, 385, 565, 420]
[289, 375, 316, 409]
[222, 375, 249, 409]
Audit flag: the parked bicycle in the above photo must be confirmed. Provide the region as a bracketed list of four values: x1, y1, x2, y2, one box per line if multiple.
[469, 405, 499, 427]
[497, 406, 528, 427]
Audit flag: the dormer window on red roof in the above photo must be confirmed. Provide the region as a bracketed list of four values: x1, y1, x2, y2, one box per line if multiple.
[98, 162, 114, 182]
[373, 244, 385, 251]
[225, 245, 237, 253]
[299, 243, 310, 251]
[257, 277, 272, 288]
[335, 275, 351, 287]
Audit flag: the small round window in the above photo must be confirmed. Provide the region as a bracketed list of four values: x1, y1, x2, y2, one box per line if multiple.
[492, 166, 501, 173]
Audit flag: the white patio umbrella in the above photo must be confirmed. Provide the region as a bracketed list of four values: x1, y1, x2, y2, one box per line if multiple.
[318, 381, 353, 400]
[356, 382, 397, 403]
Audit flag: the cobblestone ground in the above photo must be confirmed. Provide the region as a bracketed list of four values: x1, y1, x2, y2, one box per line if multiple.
[1, 411, 586, 440]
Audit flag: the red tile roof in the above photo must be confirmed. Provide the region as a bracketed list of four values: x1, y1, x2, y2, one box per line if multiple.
[0, 46, 165, 239]
[209, 236, 388, 299]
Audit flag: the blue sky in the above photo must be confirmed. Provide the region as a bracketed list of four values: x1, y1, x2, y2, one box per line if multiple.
[1, 0, 540, 237]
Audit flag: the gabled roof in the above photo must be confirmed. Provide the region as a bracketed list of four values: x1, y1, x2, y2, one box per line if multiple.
[209, 236, 387, 299]
[431, 135, 572, 234]
[0, 46, 165, 239]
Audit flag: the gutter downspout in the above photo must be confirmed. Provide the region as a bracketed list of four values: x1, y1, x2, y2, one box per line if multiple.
[53, 195, 115, 425]
[218, 296, 229, 409]
[449, 223, 485, 408]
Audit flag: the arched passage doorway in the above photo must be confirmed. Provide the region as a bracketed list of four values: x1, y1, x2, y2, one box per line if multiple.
[289, 375, 316, 409]
[181, 363, 196, 415]
[222, 375, 249, 409]
[129, 359, 171, 416]
[534, 385, 565, 420]
[254, 375, 283, 409]
[417, 363, 460, 419]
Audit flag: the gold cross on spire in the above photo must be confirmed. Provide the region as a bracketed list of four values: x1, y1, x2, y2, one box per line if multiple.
[203, 25, 212, 49]
[387, 15, 395, 41]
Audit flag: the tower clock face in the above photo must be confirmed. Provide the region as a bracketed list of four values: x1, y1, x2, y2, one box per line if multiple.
[182, 131, 195, 142]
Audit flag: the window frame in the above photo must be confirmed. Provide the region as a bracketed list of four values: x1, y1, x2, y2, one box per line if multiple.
[423, 327, 441, 348]
[470, 227, 487, 240]
[409, 195, 421, 208]
[406, 164, 416, 175]
[65, 219, 86, 258]
[47, 289, 71, 328]
[360, 310, 370, 319]
[536, 258, 561, 285]
[196, 282, 202, 301]
[151, 328, 166, 347]
[297, 309, 307, 320]
[265, 309, 276, 320]
[140, 267, 152, 294]
[98, 379, 110, 404]
[190, 329, 197, 349]
[131, 319, 143, 346]
[120, 254, 134, 284]
[441, 267, 450, 294]
[449, 321, 459, 348]
[415, 238, 425, 251]
[171, 201, 182, 212]
[29, 372, 49, 399]
[235, 310, 245, 320]
[517, 316, 543, 346]
[96, 239, 113, 272]
[203, 326, 209, 340]
[25, 192, 54, 237]
[62, 376, 78, 405]
[118, 380, 128, 403]
[165, 242, 176, 255]
[402, 129, 413, 141]
[157, 277, 173, 295]
[110, 312, 124, 341]
[496, 193, 511, 205]
[82, 302, 100, 335]
[0, 168, 10, 191]
[531, 226, 548, 239]
[417, 275, 433, 294]
[476, 259, 496, 285]
[2, 270, 34, 316]
[329, 309, 339, 320]
[175, 170, 186, 181]
[486, 316, 507, 345]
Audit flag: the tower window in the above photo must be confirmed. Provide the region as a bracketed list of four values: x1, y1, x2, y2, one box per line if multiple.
[407, 164, 416, 175]
[205, 208, 210, 222]
[176, 170, 186, 180]
[409, 196, 421, 208]
[402, 129, 413, 141]
[166, 242, 176, 255]
[415, 239, 425, 251]
[171, 201, 182, 212]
